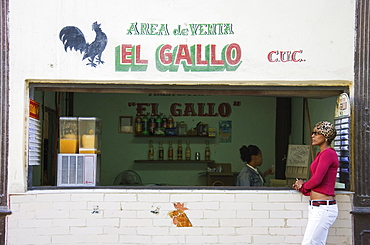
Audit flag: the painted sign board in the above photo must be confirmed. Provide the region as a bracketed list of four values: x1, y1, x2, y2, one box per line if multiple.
[335, 93, 351, 118]
[10, 0, 355, 83]
[29, 99, 40, 120]
[286, 145, 311, 167]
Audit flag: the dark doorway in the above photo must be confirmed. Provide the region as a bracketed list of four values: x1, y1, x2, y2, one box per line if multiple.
[274, 98, 291, 179]
[41, 107, 58, 186]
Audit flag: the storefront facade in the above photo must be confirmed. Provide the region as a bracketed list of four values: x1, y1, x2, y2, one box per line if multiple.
[3, 0, 370, 244]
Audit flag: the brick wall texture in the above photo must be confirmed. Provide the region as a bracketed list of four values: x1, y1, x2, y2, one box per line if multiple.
[6, 190, 353, 245]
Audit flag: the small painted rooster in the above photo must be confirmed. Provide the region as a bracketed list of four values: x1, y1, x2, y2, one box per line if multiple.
[168, 202, 192, 227]
[59, 22, 107, 67]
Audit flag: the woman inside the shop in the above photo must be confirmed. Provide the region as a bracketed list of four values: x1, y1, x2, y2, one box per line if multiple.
[236, 145, 273, 186]
[293, 121, 339, 245]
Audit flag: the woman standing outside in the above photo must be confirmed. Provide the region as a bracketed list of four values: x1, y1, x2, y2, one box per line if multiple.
[236, 145, 273, 186]
[293, 121, 339, 244]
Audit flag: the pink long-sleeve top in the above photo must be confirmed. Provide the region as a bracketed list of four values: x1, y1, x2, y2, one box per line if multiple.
[300, 147, 339, 196]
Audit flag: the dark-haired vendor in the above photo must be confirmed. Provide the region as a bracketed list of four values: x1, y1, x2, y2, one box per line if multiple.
[236, 145, 274, 186]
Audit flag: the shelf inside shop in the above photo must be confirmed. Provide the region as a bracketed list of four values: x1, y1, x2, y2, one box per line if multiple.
[134, 160, 215, 164]
[135, 135, 215, 138]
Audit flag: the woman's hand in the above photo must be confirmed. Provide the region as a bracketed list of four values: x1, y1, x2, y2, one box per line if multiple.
[263, 167, 274, 177]
[292, 179, 304, 191]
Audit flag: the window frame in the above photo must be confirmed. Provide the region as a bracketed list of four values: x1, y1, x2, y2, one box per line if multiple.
[28, 82, 349, 190]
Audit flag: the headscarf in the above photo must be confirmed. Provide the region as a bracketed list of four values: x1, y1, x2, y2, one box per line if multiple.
[314, 121, 337, 142]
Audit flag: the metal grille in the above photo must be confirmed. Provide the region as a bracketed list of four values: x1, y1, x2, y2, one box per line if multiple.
[58, 154, 97, 186]
[61, 155, 85, 185]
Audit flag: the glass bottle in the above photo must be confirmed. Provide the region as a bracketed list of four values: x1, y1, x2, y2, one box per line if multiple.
[158, 141, 164, 160]
[135, 116, 142, 136]
[177, 140, 183, 160]
[168, 115, 174, 128]
[142, 115, 149, 136]
[162, 114, 168, 129]
[148, 140, 154, 160]
[149, 115, 156, 135]
[205, 140, 210, 161]
[168, 141, 173, 160]
[155, 114, 165, 136]
[185, 141, 191, 160]
[156, 114, 162, 129]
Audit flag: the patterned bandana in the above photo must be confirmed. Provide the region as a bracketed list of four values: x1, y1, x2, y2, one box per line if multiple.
[314, 121, 337, 141]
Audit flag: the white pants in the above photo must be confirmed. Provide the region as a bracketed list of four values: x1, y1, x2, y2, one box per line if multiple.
[301, 204, 338, 245]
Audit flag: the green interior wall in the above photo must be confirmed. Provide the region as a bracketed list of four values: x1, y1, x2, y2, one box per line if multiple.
[32, 91, 337, 186]
[73, 93, 276, 186]
[290, 97, 338, 149]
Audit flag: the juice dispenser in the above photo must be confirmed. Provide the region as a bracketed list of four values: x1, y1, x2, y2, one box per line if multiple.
[78, 117, 102, 154]
[59, 117, 79, 153]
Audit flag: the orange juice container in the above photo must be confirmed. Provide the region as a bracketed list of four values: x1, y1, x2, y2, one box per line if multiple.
[59, 117, 78, 153]
[78, 117, 102, 154]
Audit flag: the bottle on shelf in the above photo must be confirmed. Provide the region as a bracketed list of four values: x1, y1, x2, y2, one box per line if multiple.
[149, 115, 156, 135]
[162, 114, 168, 129]
[168, 115, 174, 128]
[165, 114, 176, 136]
[155, 114, 165, 136]
[205, 140, 210, 161]
[158, 141, 164, 160]
[177, 140, 183, 160]
[168, 141, 173, 160]
[148, 140, 154, 160]
[195, 152, 200, 161]
[135, 116, 142, 136]
[156, 114, 162, 129]
[142, 115, 149, 136]
[185, 141, 191, 160]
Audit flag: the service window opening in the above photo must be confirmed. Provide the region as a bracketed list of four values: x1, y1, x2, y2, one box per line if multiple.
[28, 84, 350, 190]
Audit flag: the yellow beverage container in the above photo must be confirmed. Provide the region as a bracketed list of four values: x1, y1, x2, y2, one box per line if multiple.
[78, 117, 102, 154]
[81, 134, 97, 153]
[59, 117, 79, 153]
[60, 138, 78, 153]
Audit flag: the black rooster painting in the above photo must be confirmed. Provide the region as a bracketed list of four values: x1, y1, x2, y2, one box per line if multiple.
[59, 22, 108, 67]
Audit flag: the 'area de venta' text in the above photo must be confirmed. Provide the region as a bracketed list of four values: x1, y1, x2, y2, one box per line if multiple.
[126, 23, 234, 36]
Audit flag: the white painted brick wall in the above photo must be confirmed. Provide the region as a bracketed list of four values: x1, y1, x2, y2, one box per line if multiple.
[6, 190, 353, 244]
